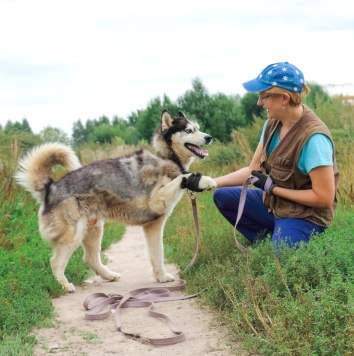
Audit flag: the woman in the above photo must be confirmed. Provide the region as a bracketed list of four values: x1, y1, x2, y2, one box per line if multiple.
[213, 62, 339, 249]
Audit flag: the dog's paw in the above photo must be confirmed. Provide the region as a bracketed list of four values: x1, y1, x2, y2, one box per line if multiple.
[156, 272, 175, 283]
[198, 176, 217, 191]
[106, 271, 121, 281]
[62, 282, 76, 293]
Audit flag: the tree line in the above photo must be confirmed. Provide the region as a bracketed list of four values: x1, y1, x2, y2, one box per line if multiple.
[0, 78, 329, 146]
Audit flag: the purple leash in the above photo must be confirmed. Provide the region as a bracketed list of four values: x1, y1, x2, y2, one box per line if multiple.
[233, 175, 262, 253]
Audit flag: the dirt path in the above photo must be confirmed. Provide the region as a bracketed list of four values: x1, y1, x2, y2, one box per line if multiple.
[32, 226, 245, 355]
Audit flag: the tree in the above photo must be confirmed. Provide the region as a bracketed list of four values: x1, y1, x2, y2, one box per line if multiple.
[176, 77, 210, 130]
[21, 118, 32, 133]
[177, 77, 246, 142]
[39, 127, 71, 145]
[205, 93, 245, 142]
[87, 124, 120, 144]
[239, 92, 266, 124]
[111, 115, 125, 126]
[304, 82, 331, 109]
[98, 115, 110, 126]
[72, 119, 87, 145]
[127, 111, 138, 126]
[133, 95, 178, 142]
[4, 118, 33, 135]
[112, 117, 139, 145]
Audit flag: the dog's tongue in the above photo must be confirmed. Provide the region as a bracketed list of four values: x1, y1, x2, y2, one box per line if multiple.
[195, 147, 209, 157]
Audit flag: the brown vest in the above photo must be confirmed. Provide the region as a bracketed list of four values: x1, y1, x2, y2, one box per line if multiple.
[261, 105, 339, 227]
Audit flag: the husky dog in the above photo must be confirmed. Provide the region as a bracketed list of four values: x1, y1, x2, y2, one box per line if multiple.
[15, 110, 216, 292]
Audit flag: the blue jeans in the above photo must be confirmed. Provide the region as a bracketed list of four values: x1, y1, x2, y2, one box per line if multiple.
[213, 187, 326, 249]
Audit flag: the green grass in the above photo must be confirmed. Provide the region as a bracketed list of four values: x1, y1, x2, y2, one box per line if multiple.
[165, 135, 354, 354]
[0, 161, 125, 355]
[1, 100, 353, 355]
[161, 99, 354, 354]
[164, 193, 354, 355]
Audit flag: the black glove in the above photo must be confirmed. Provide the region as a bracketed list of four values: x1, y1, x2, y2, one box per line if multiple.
[181, 173, 204, 192]
[250, 170, 277, 194]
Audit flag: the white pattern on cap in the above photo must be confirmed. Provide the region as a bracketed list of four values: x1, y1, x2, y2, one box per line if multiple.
[242, 62, 305, 93]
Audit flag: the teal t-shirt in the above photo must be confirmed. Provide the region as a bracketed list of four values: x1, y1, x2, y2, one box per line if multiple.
[260, 120, 333, 174]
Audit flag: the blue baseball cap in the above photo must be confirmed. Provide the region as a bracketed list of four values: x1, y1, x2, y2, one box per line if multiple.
[242, 62, 305, 93]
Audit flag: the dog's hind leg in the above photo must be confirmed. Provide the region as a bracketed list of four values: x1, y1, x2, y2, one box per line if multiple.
[50, 224, 83, 293]
[49, 218, 88, 292]
[51, 242, 80, 292]
[143, 218, 175, 282]
[82, 218, 121, 282]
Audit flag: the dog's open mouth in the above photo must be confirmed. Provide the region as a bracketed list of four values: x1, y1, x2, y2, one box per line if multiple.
[185, 143, 209, 159]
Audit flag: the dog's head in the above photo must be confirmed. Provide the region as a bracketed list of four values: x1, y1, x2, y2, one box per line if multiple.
[153, 109, 212, 166]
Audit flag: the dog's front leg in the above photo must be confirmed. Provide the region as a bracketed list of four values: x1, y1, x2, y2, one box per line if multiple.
[152, 173, 217, 212]
[150, 174, 188, 213]
[143, 218, 175, 282]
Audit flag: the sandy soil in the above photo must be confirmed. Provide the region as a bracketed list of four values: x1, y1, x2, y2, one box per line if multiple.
[32, 226, 246, 355]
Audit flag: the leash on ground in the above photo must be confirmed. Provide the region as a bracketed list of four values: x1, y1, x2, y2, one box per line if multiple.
[83, 279, 200, 345]
[83, 193, 203, 346]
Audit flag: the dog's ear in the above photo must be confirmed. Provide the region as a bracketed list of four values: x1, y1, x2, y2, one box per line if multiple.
[178, 110, 186, 118]
[161, 109, 173, 132]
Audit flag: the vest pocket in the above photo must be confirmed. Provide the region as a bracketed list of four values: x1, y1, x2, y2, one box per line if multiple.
[268, 167, 314, 218]
[270, 167, 294, 189]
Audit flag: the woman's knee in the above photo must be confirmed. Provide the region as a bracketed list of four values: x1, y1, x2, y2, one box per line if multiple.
[213, 188, 224, 208]
[213, 187, 241, 210]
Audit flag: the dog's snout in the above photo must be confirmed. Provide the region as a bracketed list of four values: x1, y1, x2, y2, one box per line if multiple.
[205, 135, 213, 144]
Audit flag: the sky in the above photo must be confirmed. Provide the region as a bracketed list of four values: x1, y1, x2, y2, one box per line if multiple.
[1, 0, 354, 136]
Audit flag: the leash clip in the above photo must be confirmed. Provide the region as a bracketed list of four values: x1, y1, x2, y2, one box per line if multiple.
[188, 190, 196, 200]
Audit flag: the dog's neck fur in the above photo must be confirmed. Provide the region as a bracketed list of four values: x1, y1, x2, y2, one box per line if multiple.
[152, 133, 193, 174]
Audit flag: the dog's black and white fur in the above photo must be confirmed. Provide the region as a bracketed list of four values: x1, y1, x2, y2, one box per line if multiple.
[15, 110, 216, 292]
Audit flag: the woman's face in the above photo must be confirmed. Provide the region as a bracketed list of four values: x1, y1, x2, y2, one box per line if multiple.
[258, 91, 284, 119]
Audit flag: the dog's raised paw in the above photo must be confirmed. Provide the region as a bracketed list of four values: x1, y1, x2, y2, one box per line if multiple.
[198, 176, 217, 190]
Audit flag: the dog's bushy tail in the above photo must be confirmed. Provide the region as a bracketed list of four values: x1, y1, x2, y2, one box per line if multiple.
[15, 142, 82, 203]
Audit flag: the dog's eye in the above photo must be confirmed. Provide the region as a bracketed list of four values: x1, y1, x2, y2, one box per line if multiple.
[184, 129, 192, 134]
